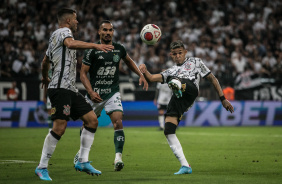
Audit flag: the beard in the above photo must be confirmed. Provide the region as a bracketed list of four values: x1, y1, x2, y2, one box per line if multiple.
[102, 36, 112, 44]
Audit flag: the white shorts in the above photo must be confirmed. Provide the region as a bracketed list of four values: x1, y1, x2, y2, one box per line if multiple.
[85, 92, 123, 117]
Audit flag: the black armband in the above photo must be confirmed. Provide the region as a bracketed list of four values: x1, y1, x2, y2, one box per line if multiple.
[220, 95, 226, 102]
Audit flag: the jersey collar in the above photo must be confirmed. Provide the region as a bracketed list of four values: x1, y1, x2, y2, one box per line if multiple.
[176, 58, 188, 66]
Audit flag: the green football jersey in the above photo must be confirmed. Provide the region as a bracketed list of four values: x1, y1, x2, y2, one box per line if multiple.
[82, 41, 127, 100]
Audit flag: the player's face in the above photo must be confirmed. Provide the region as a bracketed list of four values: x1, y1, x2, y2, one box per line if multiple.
[99, 23, 114, 44]
[69, 13, 78, 33]
[170, 47, 187, 64]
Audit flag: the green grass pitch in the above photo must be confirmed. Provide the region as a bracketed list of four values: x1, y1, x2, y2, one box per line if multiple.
[0, 127, 281, 184]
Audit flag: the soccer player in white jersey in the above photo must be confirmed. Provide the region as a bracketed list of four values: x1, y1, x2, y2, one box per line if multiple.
[139, 40, 234, 175]
[73, 20, 148, 172]
[154, 81, 172, 130]
[35, 8, 114, 181]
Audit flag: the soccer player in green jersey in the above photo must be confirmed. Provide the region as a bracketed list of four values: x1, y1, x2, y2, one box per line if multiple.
[74, 20, 148, 171]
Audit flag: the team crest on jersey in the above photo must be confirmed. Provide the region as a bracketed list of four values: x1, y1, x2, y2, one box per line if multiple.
[113, 55, 120, 62]
[51, 107, 56, 115]
[184, 63, 192, 70]
[63, 105, 71, 116]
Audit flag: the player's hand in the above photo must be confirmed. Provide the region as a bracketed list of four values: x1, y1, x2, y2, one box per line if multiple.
[221, 99, 234, 113]
[95, 44, 114, 53]
[41, 77, 50, 89]
[139, 64, 147, 74]
[89, 91, 103, 103]
[153, 99, 157, 106]
[139, 76, 148, 91]
[168, 79, 182, 98]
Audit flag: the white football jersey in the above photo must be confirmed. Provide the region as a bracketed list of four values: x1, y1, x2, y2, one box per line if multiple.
[156, 82, 172, 105]
[46, 27, 78, 92]
[161, 57, 211, 90]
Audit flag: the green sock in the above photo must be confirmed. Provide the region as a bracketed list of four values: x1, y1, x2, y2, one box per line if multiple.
[114, 130, 125, 153]
[47, 116, 53, 129]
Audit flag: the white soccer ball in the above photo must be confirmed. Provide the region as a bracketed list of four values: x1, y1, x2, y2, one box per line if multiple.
[140, 24, 162, 45]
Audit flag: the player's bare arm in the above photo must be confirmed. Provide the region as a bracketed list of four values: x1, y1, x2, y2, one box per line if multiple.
[64, 38, 114, 52]
[139, 64, 163, 83]
[123, 54, 148, 91]
[80, 63, 103, 103]
[206, 73, 234, 113]
[41, 55, 50, 89]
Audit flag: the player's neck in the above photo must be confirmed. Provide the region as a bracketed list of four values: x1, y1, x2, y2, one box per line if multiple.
[59, 23, 70, 29]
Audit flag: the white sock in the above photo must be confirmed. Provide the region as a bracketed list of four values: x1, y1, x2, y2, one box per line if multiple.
[166, 134, 189, 167]
[158, 115, 164, 129]
[38, 132, 59, 168]
[79, 128, 95, 163]
[115, 152, 122, 162]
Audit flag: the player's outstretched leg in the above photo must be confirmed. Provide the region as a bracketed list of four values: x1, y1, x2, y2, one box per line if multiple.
[164, 122, 191, 175]
[74, 161, 102, 176]
[35, 167, 52, 181]
[174, 165, 192, 175]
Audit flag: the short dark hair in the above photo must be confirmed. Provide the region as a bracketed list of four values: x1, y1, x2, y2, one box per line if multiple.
[57, 8, 76, 21]
[99, 20, 112, 28]
[170, 40, 185, 49]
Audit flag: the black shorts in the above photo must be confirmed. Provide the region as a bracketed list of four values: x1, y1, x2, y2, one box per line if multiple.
[157, 104, 168, 110]
[165, 80, 198, 122]
[47, 88, 92, 121]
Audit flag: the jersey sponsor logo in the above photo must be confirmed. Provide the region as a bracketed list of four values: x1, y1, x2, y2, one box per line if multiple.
[98, 55, 104, 59]
[113, 55, 120, 62]
[94, 88, 100, 94]
[100, 88, 111, 94]
[112, 50, 120, 52]
[97, 66, 116, 76]
[95, 79, 113, 85]
[105, 61, 113, 65]
[95, 51, 104, 54]
[63, 105, 71, 116]
[93, 88, 111, 94]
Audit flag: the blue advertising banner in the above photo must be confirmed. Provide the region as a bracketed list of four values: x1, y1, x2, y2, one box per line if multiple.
[0, 101, 281, 127]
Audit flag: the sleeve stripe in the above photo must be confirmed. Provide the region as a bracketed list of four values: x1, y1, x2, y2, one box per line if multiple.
[161, 74, 165, 84]
[203, 71, 211, 78]
[82, 60, 91, 66]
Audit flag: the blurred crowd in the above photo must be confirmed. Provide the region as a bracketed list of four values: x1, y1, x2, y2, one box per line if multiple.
[0, 0, 282, 91]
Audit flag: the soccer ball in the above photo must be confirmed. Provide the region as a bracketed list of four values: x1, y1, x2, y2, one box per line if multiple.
[140, 24, 162, 45]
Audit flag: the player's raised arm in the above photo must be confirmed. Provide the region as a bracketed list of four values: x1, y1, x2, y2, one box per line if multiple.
[63, 38, 114, 52]
[122, 54, 148, 91]
[205, 73, 234, 113]
[139, 64, 163, 83]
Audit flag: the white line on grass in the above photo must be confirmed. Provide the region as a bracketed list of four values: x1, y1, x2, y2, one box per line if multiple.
[0, 160, 37, 164]
[177, 132, 282, 137]
[128, 130, 282, 138]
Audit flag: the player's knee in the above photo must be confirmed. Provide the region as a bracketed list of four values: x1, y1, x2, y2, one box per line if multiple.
[112, 119, 123, 130]
[164, 122, 177, 135]
[83, 115, 98, 128]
